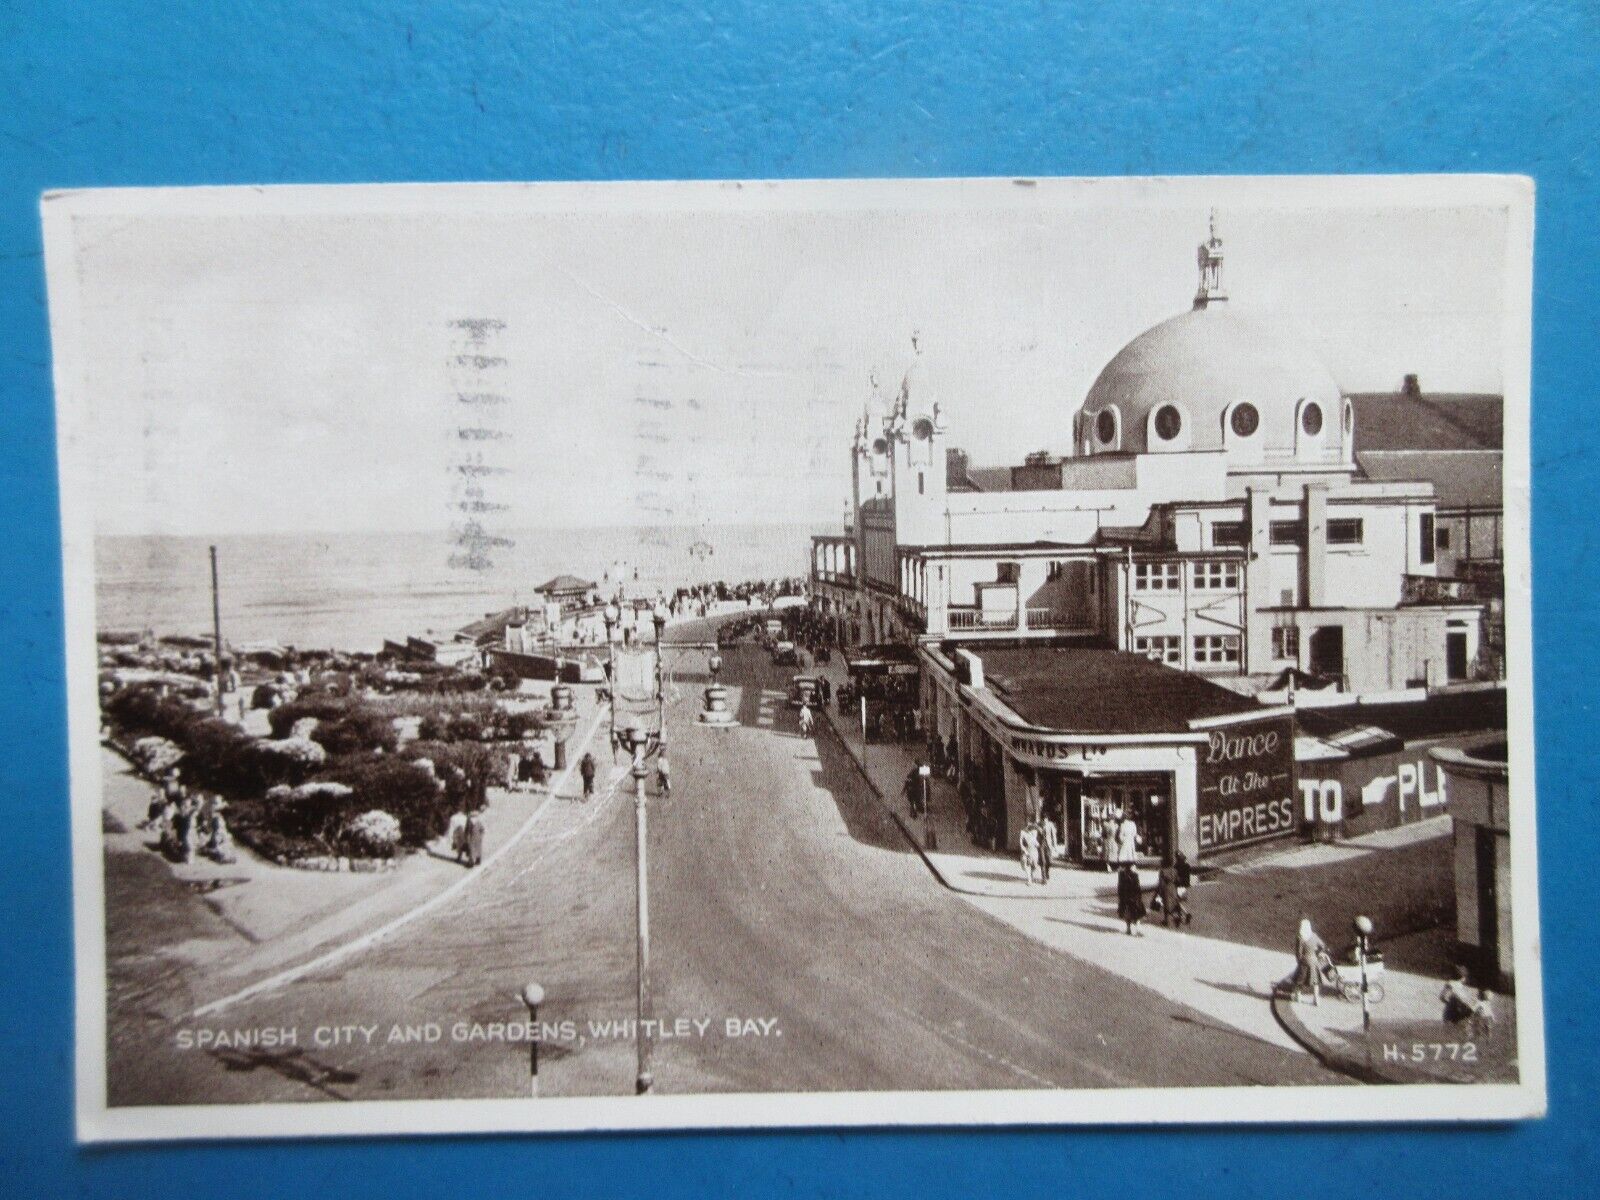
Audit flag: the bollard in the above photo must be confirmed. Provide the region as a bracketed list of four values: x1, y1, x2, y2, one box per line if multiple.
[521, 981, 545, 1097]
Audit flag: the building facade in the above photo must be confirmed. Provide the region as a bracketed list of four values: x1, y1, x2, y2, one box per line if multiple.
[808, 219, 1503, 860]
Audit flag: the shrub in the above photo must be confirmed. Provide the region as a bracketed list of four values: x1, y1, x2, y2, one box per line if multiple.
[311, 708, 399, 757]
[267, 694, 350, 740]
[254, 737, 328, 783]
[130, 736, 183, 776]
[315, 757, 448, 845]
[345, 810, 402, 858]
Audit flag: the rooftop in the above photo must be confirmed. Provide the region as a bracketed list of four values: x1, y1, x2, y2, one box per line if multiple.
[535, 574, 597, 594]
[973, 646, 1262, 735]
[1296, 687, 1506, 751]
[1349, 392, 1502, 453]
[1356, 448, 1503, 510]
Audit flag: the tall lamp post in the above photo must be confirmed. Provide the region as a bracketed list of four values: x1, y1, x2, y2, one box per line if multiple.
[625, 724, 654, 1095]
[1353, 914, 1374, 1031]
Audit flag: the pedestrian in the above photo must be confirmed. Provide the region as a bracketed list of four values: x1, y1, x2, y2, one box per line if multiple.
[579, 752, 597, 799]
[1115, 809, 1141, 869]
[447, 809, 468, 863]
[1468, 989, 1496, 1038]
[798, 702, 814, 738]
[1292, 917, 1329, 1006]
[818, 675, 831, 707]
[465, 810, 486, 867]
[1155, 859, 1183, 927]
[1019, 821, 1041, 885]
[1440, 965, 1476, 1025]
[656, 746, 672, 795]
[174, 795, 199, 863]
[1116, 862, 1146, 935]
[506, 748, 523, 792]
[1037, 818, 1053, 883]
[1172, 850, 1194, 925]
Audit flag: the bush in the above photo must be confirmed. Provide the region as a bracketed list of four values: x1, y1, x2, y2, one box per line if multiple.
[267, 694, 351, 740]
[254, 737, 328, 783]
[130, 736, 183, 776]
[345, 810, 402, 858]
[311, 708, 399, 757]
[316, 757, 448, 846]
[268, 695, 399, 755]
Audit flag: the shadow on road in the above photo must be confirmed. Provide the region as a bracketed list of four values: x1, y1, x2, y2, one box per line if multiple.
[209, 1047, 359, 1100]
[806, 723, 917, 856]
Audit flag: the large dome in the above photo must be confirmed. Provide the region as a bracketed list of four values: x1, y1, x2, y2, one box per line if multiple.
[1076, 301, 1352, 467]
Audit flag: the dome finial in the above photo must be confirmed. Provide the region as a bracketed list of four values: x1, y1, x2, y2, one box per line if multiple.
[1195, 209, 1227, 308]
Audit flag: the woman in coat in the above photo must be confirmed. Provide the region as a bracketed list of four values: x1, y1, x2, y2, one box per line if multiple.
[1116, 862, 1146, 935]
[1293, 918, 1329, 1005]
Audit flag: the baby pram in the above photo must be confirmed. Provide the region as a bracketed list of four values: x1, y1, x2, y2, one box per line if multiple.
[1318, 946, 1387, 1004]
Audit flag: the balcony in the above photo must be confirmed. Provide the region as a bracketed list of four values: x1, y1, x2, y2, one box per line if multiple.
[1401, 574, 1489, 606]
[1026, 607, 1088, 631]
[948, 606, 1018, 632]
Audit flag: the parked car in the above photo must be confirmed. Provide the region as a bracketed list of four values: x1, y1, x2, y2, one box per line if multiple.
[788, 674, 822, 708]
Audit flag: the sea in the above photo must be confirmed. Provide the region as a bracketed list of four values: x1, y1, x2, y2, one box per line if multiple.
[95, 523, 815, 653]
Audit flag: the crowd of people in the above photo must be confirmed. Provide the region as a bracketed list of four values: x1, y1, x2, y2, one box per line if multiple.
[140, 768, 236, 865]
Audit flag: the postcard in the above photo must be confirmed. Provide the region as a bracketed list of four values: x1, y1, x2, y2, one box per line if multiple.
[43, 175, 1542, 1140]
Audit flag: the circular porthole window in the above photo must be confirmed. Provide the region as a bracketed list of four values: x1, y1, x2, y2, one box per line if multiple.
[1154, 404, 1183, 441]
[1096, 409, 1117, 444]
[1230, 403, 1260, 437]
[1301, 402, 1324, 436]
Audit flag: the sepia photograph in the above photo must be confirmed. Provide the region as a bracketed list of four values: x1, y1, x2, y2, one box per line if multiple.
[43, 175, 1541, 1141]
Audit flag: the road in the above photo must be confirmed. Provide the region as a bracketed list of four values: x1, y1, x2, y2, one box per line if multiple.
[108, 622, 1339, 1105]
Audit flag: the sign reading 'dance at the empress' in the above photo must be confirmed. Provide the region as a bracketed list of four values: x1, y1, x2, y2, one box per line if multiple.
[1196, 717, 1297, 852]
[43, 176, 1543, 1140]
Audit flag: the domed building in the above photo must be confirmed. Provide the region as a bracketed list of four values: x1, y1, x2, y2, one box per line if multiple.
[1074, 221, 1352, 468]
[810, 217, 1498, 866]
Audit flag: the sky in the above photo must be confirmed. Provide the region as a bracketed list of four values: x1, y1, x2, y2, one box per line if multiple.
[53, 177, 1520, 537]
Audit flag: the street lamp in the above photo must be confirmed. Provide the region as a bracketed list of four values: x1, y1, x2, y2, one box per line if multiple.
[544, 683, 579, 770]
[520, 981, 545, 1096]
[623, 725, 655, 1095]
[1353, 914, 1374, 1031]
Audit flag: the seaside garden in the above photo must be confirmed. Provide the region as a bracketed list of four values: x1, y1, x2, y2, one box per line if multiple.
[99, 634, 547, 867]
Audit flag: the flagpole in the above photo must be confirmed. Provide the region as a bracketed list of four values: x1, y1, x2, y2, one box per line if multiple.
[209, 545, 225, 717]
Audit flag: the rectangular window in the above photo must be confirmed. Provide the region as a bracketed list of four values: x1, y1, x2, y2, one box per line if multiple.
[1191, 560, 1240, 590]
[1133, 561, 1182, 591]
[1133, 635, 1181, 665]
[1270, 521, 1305, 546]
[1327, 518, 1364, 546]
[1272, 625, 1300, 660]
[1192, 634, 1241, 664]
[997, 561, 1021, 584]
[1420, 513, 1437, 565]
[1210, 521, 1246, 548]
[1436, 524, 1451, 550]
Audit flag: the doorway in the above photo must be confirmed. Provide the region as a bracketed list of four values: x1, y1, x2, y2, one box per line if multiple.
[1309, 625, 1345, 680]
[1447, 629, 1470, 681]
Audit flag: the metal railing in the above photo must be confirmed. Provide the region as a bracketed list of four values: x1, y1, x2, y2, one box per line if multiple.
[1401, 574, 1486, 605]
[948, 606, 1019, 631]
[1025, 607, 1089, 631]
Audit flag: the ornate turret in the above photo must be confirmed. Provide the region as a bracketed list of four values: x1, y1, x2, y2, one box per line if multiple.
[1194, 210, 1227, 309]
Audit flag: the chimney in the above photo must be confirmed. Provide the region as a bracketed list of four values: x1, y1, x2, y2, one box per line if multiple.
[946, 446, 970, 487]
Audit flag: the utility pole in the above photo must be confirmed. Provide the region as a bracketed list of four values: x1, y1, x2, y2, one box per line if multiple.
[209, 544, 225, 717]
[631, 730, 653, 1094]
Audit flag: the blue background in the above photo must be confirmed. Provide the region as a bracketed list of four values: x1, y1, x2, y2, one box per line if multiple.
[2, 1, 1595, 1195]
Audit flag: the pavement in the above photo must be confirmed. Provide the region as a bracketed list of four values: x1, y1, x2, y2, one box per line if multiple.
[810, 652, 1517, 1082]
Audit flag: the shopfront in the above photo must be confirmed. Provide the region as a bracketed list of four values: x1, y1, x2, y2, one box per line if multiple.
[919, 642, 1296, 865]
